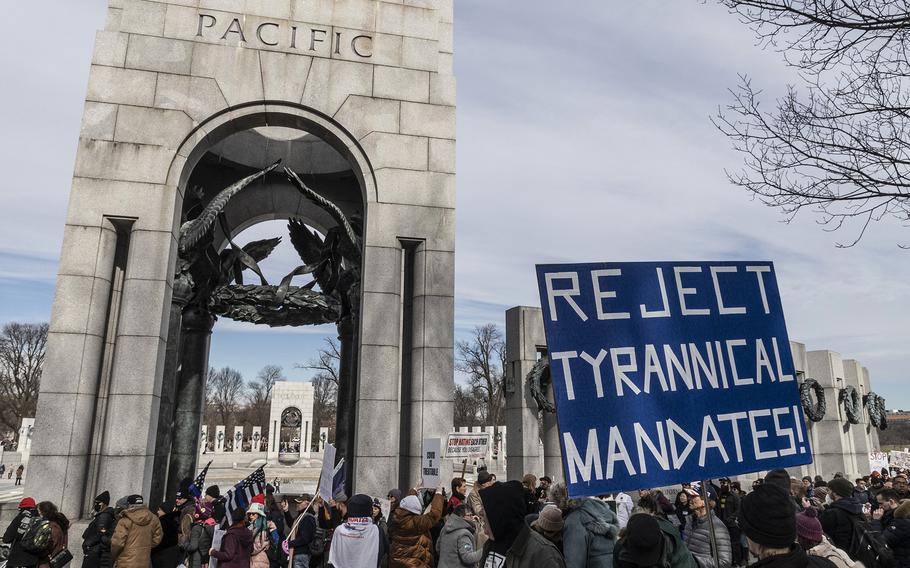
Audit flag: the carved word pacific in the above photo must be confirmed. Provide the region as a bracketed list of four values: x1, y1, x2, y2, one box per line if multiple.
[197, 14, 374, 58]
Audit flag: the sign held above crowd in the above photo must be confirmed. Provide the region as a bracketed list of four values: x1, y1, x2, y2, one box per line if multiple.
[536, 261, 812, 498]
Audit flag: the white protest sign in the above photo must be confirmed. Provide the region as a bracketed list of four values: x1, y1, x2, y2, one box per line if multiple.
[210, 528, 226, 568]
[870, 451, 890, 472]
[421, 438, 441, 488]
[890, 450, 910, 470]
[444, 432, 491, 460]
[319, 443, 337, 504]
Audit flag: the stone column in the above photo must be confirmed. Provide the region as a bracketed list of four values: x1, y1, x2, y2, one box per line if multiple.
[541, 384, 562, 483]
[166, 307, 215, 498]
[807, 350, 852, 476]
[844, 359, 871, 478]
[504, 307, 546, 481]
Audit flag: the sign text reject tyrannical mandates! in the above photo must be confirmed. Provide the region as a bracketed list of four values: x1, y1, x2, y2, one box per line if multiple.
[536, 261, 812, 498]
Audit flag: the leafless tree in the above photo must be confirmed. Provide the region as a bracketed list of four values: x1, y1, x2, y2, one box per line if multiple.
[247, 364, 284, 438]
[206, 366, 247, 429]
[0, 323, 47, 441]
[296, 337, 340, 447]
[454, 383, 484, 428]
[456, 324, 506, 430]
[713, 0, 910, 245]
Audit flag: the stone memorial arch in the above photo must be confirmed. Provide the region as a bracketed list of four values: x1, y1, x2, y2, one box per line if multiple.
[30, 0, 456, 516]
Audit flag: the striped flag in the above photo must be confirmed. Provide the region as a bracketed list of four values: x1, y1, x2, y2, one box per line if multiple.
[189, 460, 212, 498]
[224, 466, 266, 525]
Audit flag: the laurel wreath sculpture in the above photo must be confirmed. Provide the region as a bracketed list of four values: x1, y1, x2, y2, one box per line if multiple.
[799, 379, 826, 422]
[839, 386, 862, 424]
[863, 392, 889, 430]
[526, 359, 556, 414]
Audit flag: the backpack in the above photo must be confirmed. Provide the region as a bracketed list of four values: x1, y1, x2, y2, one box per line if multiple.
[847, 516, 895, 568]
[20, 517, 53, 554]
[307, 527, 326, 557]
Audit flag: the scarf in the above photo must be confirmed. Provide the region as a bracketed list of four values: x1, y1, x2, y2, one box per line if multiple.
[327, 518, 379, 568]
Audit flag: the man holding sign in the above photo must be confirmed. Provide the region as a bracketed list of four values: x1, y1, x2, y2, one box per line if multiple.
[536, 261, 811, 497]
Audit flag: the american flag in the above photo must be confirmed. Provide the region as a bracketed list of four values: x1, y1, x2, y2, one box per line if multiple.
[189, 461, 212, 499]
[224, 466, 266, 525]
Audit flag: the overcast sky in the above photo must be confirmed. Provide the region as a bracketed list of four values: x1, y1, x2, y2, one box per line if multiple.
[1, 1, 908, 408]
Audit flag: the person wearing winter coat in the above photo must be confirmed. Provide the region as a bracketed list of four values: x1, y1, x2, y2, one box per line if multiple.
[183, 502, 215, 568]
[388, 489, 444, 568]
[3, 497, 40, 568]
[478, 480, 564, 568]
[561, 496, 620, 568]
[111, 495, 164, 568]
[883, 500, 910, 568]
[738, 484, 837, 568]
[466, 471, 494, 554]
[208, 509, 253, 568]
[36, 501, 70, 568]
[614, 513, 697, 568]
[84, 491, 117, 568]
[328, 494, 388, 568]
[819, 478, 866, 555]
[796, 507, 857, 568]
[152, 502, 182, 568]
[285, 496, 318, 568]
[717, 480, 742, 567]
[531, 505, 564, 554]
[682, 489, 732, 568]
[436, 505, 483, 568]
[247, 503, 274, 568]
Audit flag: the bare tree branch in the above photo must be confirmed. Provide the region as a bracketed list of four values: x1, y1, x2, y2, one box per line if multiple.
[714, 0, 910, 245]
[0, 322, 47, 442]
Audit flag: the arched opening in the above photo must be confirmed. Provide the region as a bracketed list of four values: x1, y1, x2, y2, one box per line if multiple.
[153, 105, 372, 503]
[279, 406, 303, 464]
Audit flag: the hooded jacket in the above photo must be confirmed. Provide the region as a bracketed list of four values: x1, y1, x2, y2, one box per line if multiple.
[111, 506, 164, 568]
[183, 521, 215, 568]
[819, 497, 865, 554]
[807, 536, 858, 568]
[478, 481, 564, 568]
[614, 516, 697, 568]
[563, 498, 620, 568]
[209, 524, 254, 568]
[436, 514, 483, 568]
[389, 493, 443, 568]
[883, 500, 910, 568]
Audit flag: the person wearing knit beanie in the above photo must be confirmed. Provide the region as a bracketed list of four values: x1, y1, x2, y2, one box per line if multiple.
[827, 478, 854, 500]
[739, 483, 797, 559]
[797, 507, 857, 568]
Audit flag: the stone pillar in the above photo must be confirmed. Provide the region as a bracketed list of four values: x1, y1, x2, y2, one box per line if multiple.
[504, 307, 546, 481]
[200, 426, 208, 454]
[335, 315, 357, 494]
[166, 308, 214, 498]
[542, 385, 562, 483]
[215, 426, 225, 453]
[319, 427, 328, 451]
[252, 427, 262, 452]
[844, 359, 871, 478]
[232, 427, 244, 453]
[807, 350, 852, 476]
[788, 341, 818, 480]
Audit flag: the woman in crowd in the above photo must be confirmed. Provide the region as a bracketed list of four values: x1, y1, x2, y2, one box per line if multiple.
[672, 492, 691, 538]
[388, 488, 444, 568]
[184, 501, 216, 568]
[562, 494, 620, 568]
[209, 507, 253, 568]
[795, 507, 857, 568]
[36, 501, 69, 568]
[247, 502, 274, 568]
[531, 505, 565, 554]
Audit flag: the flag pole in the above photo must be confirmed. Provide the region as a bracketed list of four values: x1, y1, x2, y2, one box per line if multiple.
[701, 480, 721, 568]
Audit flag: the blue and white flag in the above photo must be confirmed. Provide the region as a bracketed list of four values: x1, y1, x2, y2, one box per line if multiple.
[224, 466, 266, 525]
[536, 261, 812, 498]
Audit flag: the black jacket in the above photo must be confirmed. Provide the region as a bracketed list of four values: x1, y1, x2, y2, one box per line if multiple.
[820, 497, 865, 553]
[883, 518, 910, 568]
[3, 509, 40, 568]
[718, 491, 740, 528]
[82, 509, 117, 568]
[751, 545, 838, 568]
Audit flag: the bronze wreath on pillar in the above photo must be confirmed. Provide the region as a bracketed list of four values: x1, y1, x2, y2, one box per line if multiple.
[863, 392, 889, 430]
[839, 386, 862, 424]
[799, 379, 826, 422]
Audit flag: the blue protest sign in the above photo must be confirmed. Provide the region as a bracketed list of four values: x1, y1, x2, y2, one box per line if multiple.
[535, 261, 811, 497]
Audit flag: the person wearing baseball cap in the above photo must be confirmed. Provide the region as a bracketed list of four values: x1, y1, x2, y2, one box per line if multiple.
[2, 497, 40, 568]
[819, 477, 865, 553]
[682, 487, 732, 568]
[83, 491, 116, 568]
[111, 495, 164, 568]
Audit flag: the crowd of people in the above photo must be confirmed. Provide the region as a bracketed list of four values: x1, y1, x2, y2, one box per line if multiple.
[1, 467, 909, 568]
